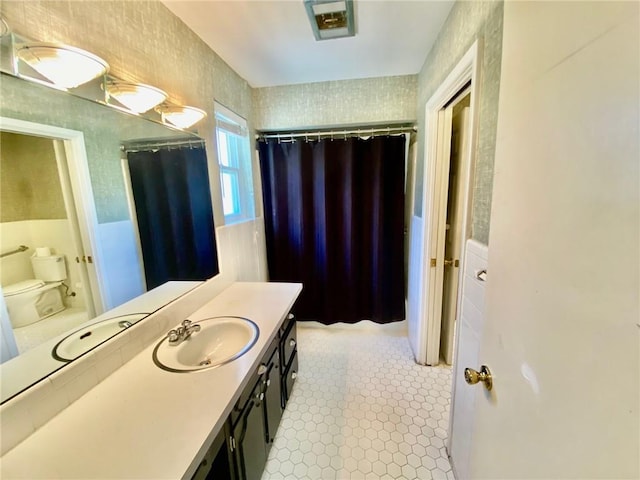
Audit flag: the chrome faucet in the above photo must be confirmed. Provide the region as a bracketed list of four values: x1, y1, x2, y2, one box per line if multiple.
[167, 319, 201, 346]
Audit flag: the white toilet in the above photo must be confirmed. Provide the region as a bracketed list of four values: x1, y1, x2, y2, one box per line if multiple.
[3, 255, 67, 328]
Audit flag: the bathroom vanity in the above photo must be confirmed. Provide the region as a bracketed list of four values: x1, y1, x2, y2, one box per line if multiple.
[0, 282, 301, 479]
[192, 312, 298, 480]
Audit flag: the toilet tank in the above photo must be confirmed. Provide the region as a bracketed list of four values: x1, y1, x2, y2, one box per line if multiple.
[31, 255, 67, 281]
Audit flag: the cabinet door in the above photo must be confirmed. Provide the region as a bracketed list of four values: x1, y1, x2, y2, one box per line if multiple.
[232, 386, 267, 480]
[283, 351, 298, 402]
[280, 317, 297, 370]
[191, 423, 233, 480]
[280, 314, 298, 372]
[264, 350, 283, 448]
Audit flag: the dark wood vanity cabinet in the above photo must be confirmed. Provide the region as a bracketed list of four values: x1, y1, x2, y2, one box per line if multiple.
[263, 346, 283, 449]
[231, 379, 268, 480]
[192, 312, 298, 480]
[191, 425, 234, 480]
[280, 313, 298, 406]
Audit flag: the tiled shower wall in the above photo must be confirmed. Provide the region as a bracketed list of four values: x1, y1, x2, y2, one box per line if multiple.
[415, 1, 504, 245]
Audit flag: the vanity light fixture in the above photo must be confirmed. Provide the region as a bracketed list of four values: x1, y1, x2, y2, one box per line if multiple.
[156, 104, 207, 129]
[16, 42, 109, 89]
[106, 80, 167, 114]
[304, 0, 355, 41]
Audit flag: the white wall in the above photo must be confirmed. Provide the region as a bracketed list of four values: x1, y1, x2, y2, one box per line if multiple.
[96, 220, 145, 310]
[0, 294, 19, 363]
[216, 218, 268, 283]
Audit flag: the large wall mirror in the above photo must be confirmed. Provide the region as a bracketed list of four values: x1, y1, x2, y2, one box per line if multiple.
[0, 72, 220, 403]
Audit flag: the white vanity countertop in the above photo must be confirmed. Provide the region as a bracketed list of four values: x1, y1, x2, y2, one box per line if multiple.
[1, 280, 202, 404]
[0, 282, 302, 479]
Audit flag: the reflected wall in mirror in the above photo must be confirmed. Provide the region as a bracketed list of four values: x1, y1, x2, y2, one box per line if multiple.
[0, 72, 220, 403]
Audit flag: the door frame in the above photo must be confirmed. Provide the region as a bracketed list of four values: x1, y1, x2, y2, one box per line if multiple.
[0, 116, 106, 315]
[414, 40, 482, 365]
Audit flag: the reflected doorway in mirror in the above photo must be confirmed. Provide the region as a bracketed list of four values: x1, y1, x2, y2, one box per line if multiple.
[0, 124, 100, 359]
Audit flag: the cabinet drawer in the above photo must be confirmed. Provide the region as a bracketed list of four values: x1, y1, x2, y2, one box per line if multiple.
[281, 319, 297, 370]
[283, 350, 298, 402]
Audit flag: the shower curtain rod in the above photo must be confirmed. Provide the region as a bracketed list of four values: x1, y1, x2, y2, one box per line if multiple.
[121, 137, 205, 153]
[256, 124, 417, 142]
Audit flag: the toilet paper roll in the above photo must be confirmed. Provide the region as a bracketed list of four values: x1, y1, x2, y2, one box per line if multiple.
[36, 247, 51, 257]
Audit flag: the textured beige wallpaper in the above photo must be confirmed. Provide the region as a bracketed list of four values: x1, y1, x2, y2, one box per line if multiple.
[415, 1, 503, 245]
[0, 0, 253, 226]
[0, 132, 66, 222]
[253, 75, 417, 130]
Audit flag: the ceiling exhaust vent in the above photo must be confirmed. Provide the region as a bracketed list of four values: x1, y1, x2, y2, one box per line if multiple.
[304, 0, 355, 41]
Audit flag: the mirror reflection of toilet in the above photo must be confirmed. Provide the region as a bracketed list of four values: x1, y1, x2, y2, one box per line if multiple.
[3, 253, 67, 328]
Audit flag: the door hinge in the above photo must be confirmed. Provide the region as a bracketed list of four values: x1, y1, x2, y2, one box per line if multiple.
[444, 258, 459, 267]
[430, 258, 437, 267]
[229, 436, 236, 452]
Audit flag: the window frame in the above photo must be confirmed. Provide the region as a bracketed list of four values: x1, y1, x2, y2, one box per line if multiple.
[214, 102, 255, 225]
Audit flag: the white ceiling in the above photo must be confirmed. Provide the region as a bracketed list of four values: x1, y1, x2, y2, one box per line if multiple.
[162, 0, 455, 88]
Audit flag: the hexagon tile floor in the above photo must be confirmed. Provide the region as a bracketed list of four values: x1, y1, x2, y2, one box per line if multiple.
[262, 320, 454, 480]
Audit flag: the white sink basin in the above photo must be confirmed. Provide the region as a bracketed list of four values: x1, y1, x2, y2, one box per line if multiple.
[153, 316, 259, 372]
[53, 313, 148, 361]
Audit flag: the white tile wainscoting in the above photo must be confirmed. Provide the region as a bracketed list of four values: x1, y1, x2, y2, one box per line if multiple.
[263, 321, 454, 480]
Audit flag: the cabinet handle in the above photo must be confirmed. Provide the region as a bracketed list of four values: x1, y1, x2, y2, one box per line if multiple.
[289, 339, 296, 348]
[266, 379, 271, 387]
[257, 364, 267, 375]
[291, 371, 297, 380]
[256, 392, 264, 401]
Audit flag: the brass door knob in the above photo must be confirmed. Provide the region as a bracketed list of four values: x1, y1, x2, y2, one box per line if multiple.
[464, 365, 493, 391]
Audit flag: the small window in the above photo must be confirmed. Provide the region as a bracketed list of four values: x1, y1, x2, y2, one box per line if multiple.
[215, 103, 255, 224]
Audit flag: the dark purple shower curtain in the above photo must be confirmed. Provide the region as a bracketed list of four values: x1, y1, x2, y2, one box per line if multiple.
[127, 146, 219, 290]
[259, 135, 406, 324]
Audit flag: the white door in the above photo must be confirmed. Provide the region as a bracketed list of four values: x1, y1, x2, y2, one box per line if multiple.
[423, 107, 454, 363]
[457, 2, 639, 478]
[448, 239, 487, 480]
[440, 104, 470, 365]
